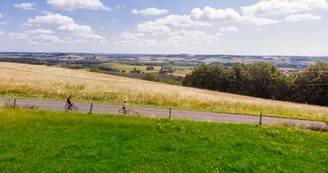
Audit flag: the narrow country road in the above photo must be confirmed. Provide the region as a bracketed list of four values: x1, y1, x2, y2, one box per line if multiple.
[0, 98, 326, 128]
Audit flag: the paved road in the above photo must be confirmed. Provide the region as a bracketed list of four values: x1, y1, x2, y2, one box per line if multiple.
[0, 98, 326, 128]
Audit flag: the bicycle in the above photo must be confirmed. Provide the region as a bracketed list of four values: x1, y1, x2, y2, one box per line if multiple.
[118, 107, 135, 116]
[65, 103, 78, 112]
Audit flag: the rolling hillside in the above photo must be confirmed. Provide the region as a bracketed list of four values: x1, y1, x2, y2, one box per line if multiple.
[0, 62, 327, 121]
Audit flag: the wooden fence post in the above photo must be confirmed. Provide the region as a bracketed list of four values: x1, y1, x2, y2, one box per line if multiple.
[14, 99, 16, 110]
[169, 108, 172, 119]
[89, 103, 93, 114]
[259, 112, 263, 125]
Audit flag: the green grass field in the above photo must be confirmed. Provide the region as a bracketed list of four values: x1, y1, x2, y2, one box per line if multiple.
[1, 108, 327, 172]
[97, 63, 162, 73]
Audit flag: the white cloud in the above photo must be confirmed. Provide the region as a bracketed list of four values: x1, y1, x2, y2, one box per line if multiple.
[285, 13, 322, 22]
[227, 27, 239, 32]
[191, 7, 241, 21]
[112, 19, 118, 22]
[190, 6, 279, 26]
[99, 39, 111, 44]
[58, 23, 104, 40]
[216, 33, 223, 37]
[47, 0, 111, 11]
[154, 15, 211, 27]
[0, 30, 5, 36]
[0, 13, 3, 18]
[142, 39, 159, 46]
[219, 27, 225, 32]
[65, 38, 87, 43]
[58, 24, 92, 33]
[76, 39, 87, 42]
[165, 30, 219, 45]
[28, 14, 75, 25]
[137, 21, 171, 34]
[120, 32, 144, 40]
[241, 0, 328, 16]
[219, 27, 239, 32]
[8, 33, 29, 40]
[257, 28, 263, 31]
[116, 38, 160, 47]
[132, 8, 168, 15]
[21, 23, 33, 27]
[73, 32, 104, 40]
[33, 34, 64, 43]
[116, 32, 149, 46]
[8, 31, 67, 44]
[25, 29, 54, 34]
[27, 14, 104, 40]
[131, 9, 138, 14]
[137, 14, 211, 34]
[13, 2, 36, 10]
[0, 21, 10, 25]
[117, 30, 220, 47]
[238, 16, 279, 25]
[27, 40, 38, 45]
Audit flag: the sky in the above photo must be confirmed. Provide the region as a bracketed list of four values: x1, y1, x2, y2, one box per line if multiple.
[0, 0, 327, 56]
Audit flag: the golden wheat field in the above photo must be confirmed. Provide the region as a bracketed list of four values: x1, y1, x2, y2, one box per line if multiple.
[0, 62, 327, 121]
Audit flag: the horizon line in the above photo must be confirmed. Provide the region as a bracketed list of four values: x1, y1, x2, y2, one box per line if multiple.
[0, 51, 327, 57]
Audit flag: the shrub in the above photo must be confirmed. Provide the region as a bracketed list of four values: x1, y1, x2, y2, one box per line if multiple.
[146, 66, 155, 71]
[143, 73, 162, 82]
[89, 67, 102, 73]
[163, 79, 181, 86]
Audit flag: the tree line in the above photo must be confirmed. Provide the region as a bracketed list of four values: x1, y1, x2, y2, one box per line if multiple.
[182, 61, 328, 106]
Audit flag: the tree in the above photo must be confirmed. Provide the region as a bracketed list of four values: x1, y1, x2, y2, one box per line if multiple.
[248, 62, 288, 100]
[182, 61, 328, 106]
[146, 66, 155, 71]
[294, 61, 328, 105]
[182, 64, 233, 92]
[230, 62, 252, 95]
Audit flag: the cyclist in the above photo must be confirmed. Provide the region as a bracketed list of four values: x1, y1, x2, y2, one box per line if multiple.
[67, 95, 73, 109]
[122, 101, 128, 114]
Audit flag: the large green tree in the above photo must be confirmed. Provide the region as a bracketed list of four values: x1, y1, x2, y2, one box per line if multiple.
[294, 61, 328, 105]
[248, 62, 288, 100]
[230, 62, 252, 95]
[183, 64, 233, 92]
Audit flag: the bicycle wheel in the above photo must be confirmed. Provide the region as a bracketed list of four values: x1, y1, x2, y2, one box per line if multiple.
[71, 106, 78, 112]
[127, 110, 135, 116]
[65, 104, 70, 111]
[118, 109, 125, 115]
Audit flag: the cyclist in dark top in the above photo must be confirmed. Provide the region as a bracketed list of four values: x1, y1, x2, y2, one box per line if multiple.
[123, 101, 127, 114]
[67, 95, 73, 108]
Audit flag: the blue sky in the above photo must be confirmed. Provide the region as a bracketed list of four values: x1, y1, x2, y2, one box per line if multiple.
[0, 0, 327, 56]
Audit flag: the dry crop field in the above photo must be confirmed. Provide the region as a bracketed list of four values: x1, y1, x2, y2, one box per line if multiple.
[0, 62, 327, 121]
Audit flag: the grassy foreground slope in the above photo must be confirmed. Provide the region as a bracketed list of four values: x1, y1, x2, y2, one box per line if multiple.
[0, 109, 327, 172]
[0, 62, 328, 121]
